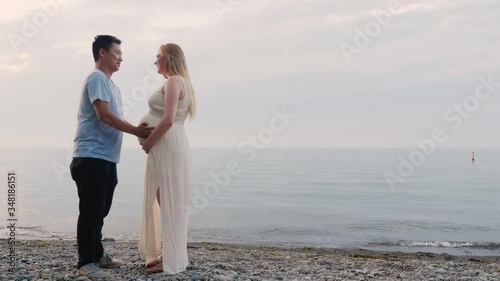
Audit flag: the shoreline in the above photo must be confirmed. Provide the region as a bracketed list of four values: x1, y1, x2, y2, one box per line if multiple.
[6, 227, 499, 257]
[2, 239, 499, 280]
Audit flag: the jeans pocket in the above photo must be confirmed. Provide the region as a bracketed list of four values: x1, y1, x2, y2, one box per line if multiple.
[70, 158, 81, 181]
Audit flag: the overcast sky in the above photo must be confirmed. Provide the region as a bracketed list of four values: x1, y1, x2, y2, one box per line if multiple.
[1, 0, 499, 148]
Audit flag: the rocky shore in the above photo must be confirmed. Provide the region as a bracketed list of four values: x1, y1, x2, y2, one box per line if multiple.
[1, 239, 499, 280]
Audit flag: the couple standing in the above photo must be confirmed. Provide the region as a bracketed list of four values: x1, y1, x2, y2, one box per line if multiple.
[69, 35, 196, 279]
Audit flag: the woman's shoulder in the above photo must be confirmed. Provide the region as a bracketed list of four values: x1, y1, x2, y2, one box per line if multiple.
[164, 75, 185, 91]
[167, 75, 184, 83]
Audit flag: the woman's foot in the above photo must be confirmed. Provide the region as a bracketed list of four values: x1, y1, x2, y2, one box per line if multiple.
[147, 265, 163, 273]
[142, 256, 162, 268]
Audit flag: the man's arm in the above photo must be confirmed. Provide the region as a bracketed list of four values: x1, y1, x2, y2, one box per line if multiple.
[94, 100, 153, 138]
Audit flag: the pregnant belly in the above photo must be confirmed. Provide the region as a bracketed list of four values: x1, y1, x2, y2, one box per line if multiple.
[138, 112, 162, 143]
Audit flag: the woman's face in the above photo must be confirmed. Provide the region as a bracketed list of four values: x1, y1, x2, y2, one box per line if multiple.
[154, 53, 167, 75]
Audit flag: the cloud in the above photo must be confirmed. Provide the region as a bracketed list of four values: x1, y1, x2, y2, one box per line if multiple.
[0, 62, 29, 73]
[0, 0, 499, 147]
[0, 1, 41, 23]
[0, 52, 32, 73]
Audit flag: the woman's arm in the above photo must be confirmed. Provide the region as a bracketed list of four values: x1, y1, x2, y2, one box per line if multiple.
[142, 76, 183, 153]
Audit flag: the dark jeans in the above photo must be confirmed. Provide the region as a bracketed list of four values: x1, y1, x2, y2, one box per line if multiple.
[70, 157, 118, 269]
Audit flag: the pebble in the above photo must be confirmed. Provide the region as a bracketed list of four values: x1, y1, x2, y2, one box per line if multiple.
[1, 240, 498, 280]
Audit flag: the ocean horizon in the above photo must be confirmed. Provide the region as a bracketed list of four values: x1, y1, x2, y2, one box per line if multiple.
[1, 147, 499, 256]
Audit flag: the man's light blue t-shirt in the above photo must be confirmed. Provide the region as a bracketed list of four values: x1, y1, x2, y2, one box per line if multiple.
[73, 69, 124, 163]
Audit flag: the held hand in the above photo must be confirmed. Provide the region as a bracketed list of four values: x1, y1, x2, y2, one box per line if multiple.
[142, 140, 152, 154]
[136, 122, 154, 139]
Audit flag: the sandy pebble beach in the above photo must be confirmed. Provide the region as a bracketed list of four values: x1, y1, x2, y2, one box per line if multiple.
[1, 239, 499, 281]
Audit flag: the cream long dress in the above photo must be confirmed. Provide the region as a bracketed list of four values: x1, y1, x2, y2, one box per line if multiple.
[138, 76, 191, 274]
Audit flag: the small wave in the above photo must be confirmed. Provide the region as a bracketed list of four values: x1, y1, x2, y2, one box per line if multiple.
[0, 226, 139, 241]
[372, 240, 500, 250]
[0, 226, 75, 240]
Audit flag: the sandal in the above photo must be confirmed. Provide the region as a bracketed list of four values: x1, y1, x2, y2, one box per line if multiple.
[147, 265, 163, 273]
[142, 256, 162, 268]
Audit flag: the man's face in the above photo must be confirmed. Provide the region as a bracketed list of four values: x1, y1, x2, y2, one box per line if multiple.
[103, 43, 122, 72]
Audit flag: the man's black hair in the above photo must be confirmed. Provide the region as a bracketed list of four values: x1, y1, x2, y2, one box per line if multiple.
[92, 35, 122, 62]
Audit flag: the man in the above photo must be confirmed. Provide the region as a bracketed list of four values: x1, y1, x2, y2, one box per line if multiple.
[70, 35, 153, 279]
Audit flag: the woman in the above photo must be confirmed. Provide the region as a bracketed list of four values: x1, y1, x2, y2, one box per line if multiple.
[138, 43, 196, 274]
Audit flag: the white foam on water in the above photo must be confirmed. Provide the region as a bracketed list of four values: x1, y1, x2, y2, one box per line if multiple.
[0, 226, 140, 241]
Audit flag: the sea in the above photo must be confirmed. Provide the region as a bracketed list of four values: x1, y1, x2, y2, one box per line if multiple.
[0, 147, 499, 256]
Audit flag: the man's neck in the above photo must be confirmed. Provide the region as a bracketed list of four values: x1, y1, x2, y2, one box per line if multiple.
[96, 64, 113, 79]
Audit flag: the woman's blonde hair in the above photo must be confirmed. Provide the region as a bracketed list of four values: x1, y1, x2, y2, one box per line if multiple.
[159, 43, 196, 119]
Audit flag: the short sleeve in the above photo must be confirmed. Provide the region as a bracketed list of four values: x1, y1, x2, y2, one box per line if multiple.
[86, 71, 111, 104]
